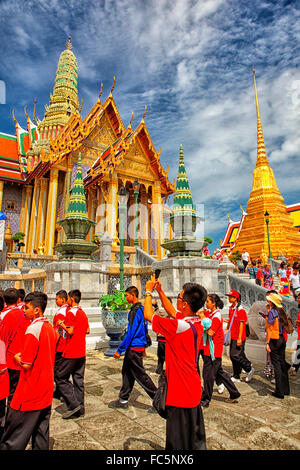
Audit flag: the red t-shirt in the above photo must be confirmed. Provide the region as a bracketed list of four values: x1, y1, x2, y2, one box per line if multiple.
[256, 268, 262, 280]
[228, 306, 248, 341]
[53, 304, 69, 353]
[204, 309, 224, 357]
[0, 305, 30, 370]
[63, 306, 89, 359]
[152, 314, 203, 408]
[11, 317, 56, 411]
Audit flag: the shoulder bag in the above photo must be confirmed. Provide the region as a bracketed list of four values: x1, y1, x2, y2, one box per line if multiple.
[224, 307, 237, 346]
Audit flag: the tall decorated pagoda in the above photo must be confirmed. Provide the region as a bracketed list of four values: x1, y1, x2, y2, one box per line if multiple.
[0, 37, 175, 259]
[231, 69, 300, 259]
[162, 144, 202, 257]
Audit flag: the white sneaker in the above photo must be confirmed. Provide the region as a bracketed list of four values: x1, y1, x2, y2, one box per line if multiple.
[217, 384, 225, 394]
[245, 367, 255, 383]
[271, 378, 276, 384]
[231, 377, 240, 383]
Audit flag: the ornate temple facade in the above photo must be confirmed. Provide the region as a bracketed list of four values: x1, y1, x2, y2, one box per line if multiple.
[221, 69, 300, 260]
[0, 38, 175, 259]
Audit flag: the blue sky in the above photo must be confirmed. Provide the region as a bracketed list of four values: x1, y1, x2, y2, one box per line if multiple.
[0, 0, 299, 253]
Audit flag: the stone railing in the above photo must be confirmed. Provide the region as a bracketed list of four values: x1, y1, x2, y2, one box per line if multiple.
[135, 246, 157, 267]
[0, 271, 46, 292]
[5, 253, 57, 272]
[226, 272, 299, 324]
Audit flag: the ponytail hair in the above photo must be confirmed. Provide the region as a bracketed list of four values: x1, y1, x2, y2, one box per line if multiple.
[276, 306, 289, 331]
[207, 293, 224, 310]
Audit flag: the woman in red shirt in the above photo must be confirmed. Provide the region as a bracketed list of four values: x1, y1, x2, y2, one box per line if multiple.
[225, 290, 254, 383]
[200, 294, 240, 407]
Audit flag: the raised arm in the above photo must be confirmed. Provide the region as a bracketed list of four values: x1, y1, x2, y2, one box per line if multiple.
[154, 278, 177, 318]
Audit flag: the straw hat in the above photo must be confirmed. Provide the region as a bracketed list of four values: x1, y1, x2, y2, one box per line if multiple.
[266, 292, 283, 308]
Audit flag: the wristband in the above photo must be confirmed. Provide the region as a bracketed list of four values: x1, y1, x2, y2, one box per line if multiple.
[145, 291, 153, 296]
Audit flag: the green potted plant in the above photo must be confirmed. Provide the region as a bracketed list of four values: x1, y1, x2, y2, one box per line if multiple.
[11, 232, 25, 252]
[99, 290, 131, 356]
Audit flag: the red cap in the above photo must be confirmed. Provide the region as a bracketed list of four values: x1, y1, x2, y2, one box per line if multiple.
[226, 290, 240, 299]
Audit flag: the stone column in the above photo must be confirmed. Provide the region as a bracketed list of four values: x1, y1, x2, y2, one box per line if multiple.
[218, 254, 235, 299]
[34, 177, 48, 252]
[151, 182, 162, 259]
[140, 187, 149, 252]
[20, 185, 33, 253]
[106, 174, 118, 241]
[44, 168, 59, 255]
[26, 179, 41, 253]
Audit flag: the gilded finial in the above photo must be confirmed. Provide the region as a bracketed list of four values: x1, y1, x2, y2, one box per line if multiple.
[110, 76, 115, 96]
[79, 98, 83, 113]
[33, 98, 37, 123]
[98, 83, 103, 102]
[142, 104, 147, 122]
[129, 111, 134, 126]
[12, 109, 17, 123]
[24, 105, 29, 119]
[66, 35, 72, 50]
[253, 66, 260, 120]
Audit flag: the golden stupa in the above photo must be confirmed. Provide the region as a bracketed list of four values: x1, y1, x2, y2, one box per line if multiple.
[234, 68, 300, 260]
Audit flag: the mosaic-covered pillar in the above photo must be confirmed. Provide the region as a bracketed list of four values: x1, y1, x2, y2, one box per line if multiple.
[44, 168, 59, 255]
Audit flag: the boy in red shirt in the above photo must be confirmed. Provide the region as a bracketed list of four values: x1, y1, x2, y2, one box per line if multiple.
[0, 288, 30, 406]
[144, 276, 207, 450]
[0, 291, 57, 450]
[53, 290, 69, 399]
[55, 289, 89, 419]
[225, 290, 254, 383]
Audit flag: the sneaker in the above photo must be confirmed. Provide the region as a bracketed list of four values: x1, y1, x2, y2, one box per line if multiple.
[271, 378, 276, 384]
[108, 399, 128, 409]
[226, 395, 240, 404]
[217, 384, 225, 394]
[62, 405, 81, 419]
[245, 367, 255, 383]
[231, 377, 240, 383]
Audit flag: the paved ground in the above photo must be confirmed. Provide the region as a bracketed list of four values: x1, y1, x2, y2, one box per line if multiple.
[49, 349, 300, 451]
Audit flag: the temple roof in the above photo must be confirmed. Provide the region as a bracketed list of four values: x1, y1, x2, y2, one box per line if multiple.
[83, 118, 175, 196]
[0, 132, 25, 182]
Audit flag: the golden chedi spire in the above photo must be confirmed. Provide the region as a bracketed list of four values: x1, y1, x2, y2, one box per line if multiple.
[234, 68, 300, 259]
[38, 35, 79, 143]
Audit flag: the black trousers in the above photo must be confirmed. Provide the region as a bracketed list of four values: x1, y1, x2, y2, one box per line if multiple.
[166, 404, 206, 450]
[119, 349, 157, 401]
[270, 335, 290, 396]
[0, 405, 51, 450]
[55, 356, 86, 411]
[156, 339, 165, 373]
[230, 340, 252, 379]
[7, 369, 20, 407]
[54, 351, 63, 396]
[201, 355, 240, 403]
[242, 260, 248, 272]
[0, 398, 5, 441]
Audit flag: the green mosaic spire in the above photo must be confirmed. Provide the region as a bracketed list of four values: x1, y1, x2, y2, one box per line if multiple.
[65, 153, 88, 220]
[174, 145, 195, 214]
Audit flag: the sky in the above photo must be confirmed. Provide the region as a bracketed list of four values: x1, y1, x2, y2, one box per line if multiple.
[0, 0, 299, 253]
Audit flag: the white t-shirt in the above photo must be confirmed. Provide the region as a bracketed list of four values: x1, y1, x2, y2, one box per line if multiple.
[241, 252, 250, 262]
[290, 273, 300, 289]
